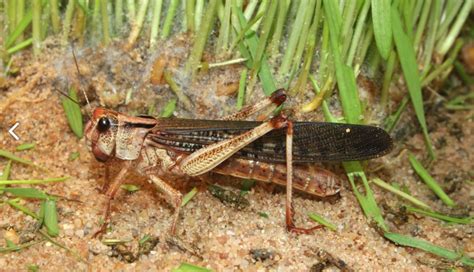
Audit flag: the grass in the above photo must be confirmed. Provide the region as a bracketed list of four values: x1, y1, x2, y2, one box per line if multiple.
[384, 233, 474, 266]
[0, 177, 68, 185]
[172, 263, 212, 272]
[16, 143, 36, 151]
[181, 187, 198, 207]
[308, 212, 337, 231]
[1, 0, 472, 268]
[0, 149, 45, 171]
[371, 178, 430, 210]
[61, 87, 83, 139]
[408, 153, 455, 207]
[0, 146, 70, 248]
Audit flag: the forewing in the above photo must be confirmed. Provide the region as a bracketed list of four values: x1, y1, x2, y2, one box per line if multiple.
[149, 119, 393, 163]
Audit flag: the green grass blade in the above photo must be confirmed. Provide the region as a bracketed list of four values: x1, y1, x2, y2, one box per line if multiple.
[3, 187, 50, 199]
[391, 6, 434, 160]
[323, 0, 362, 124]
[44, 199, 59, 237]
[268, 0, 290, 57]
[0, 149, 44, 170]
[60, 0, 75, 46]
[346, 0, 370, 67]
[371, 178, 430, 210]
[380, 50, 397, 108]
[38, 199, 46, 225]
[228, 12, 264, 52]
[236, 68, 247, 110]
[345, 164, 388, 231]
[5, 8, 33, 49]
[0, 160, 12, 194]
[149, 0, 163, 47]
[233, 7, 276, 96]
[435, 1, 463, 41]
[161, 0, 179, 39]
[16, 143, 36, 151]
[181, 187, 198, 207]
[0, 240, 43, 253]
[100, 0, 111, 45]
[408, 153, 455, 207]
[6, 37, 32, 55]
[61, 87, 84, 139]
[308, 212, 337, 231]
[121, 184, 140, 192]
[384, 96, 409, 133]
[405, 206, 472, 224]
[413, 0, 431, 50]
[435, 0, 472, 56]
[185, 0, 218, 76]
[6, 199, 39, 219]
[384, 232, 474, 266]
[172, 263, 212, 272]
[0, 177, 68, 185]
[163, 70, 193, 111]
[279, 0, 310, 77]
[420, 0, 441, 75]
[126, 0, 150, 48]
[422, 39, 464, 87]
[31, 0, 42, 56]
[69, 152, 80, 161]
[160, 99, 177, 118]
[247, 0, 277, 92]
[37, 230, 86, 263]
[371, 0, 392, 59]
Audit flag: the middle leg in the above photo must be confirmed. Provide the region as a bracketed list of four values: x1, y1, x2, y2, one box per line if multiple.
[149, 175, 183, 234]
[285, 121, 322, 234]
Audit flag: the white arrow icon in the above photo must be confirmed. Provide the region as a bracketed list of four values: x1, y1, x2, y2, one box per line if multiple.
[8, 122, 20, 141]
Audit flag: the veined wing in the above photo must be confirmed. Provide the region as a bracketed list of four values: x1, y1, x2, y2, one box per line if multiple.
[148, 118, 393, 163]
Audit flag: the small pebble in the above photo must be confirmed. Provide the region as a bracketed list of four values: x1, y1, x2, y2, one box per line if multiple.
[73, 218, 83, 228]
[62, 223, 74, 230]
[64, 229, 74, 236]
[75, 229, 84, 238]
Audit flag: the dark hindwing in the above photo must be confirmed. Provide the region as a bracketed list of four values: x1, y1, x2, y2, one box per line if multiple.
[149, 119, 393, 163]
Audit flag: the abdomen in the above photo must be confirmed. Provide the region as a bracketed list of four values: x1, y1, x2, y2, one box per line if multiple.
[213, 158, 341, 197]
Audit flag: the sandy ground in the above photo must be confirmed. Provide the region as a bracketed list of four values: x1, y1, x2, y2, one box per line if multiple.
[0, 41, 472, 271]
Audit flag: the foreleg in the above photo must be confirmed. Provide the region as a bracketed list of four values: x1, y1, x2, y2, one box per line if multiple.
[93, 161, 132, 238]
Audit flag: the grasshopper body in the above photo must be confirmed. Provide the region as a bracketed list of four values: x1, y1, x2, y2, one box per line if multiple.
[84, 90, 393, 235]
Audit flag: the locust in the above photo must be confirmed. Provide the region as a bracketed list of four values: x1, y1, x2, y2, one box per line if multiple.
[82, 88, 393, 237]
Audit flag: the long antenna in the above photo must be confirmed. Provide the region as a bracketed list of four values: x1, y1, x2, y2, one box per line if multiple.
[71, 43, 92, 118]
[56, 88, 81, 105]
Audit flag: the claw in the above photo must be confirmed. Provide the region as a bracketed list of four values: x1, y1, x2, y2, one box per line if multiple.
[92, 223, 108, 238]
[287, 224, 323, 234]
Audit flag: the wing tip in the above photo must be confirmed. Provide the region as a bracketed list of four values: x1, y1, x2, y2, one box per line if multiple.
[370, 126, 394, 158]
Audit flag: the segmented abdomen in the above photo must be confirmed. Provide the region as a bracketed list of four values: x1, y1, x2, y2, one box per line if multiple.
[213, 158, 341, 197]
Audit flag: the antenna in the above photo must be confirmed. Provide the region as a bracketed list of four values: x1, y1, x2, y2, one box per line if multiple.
[71, 43, 92, 118]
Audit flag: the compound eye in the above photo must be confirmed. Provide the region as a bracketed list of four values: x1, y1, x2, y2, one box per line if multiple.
[97, 117, 111, 132]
